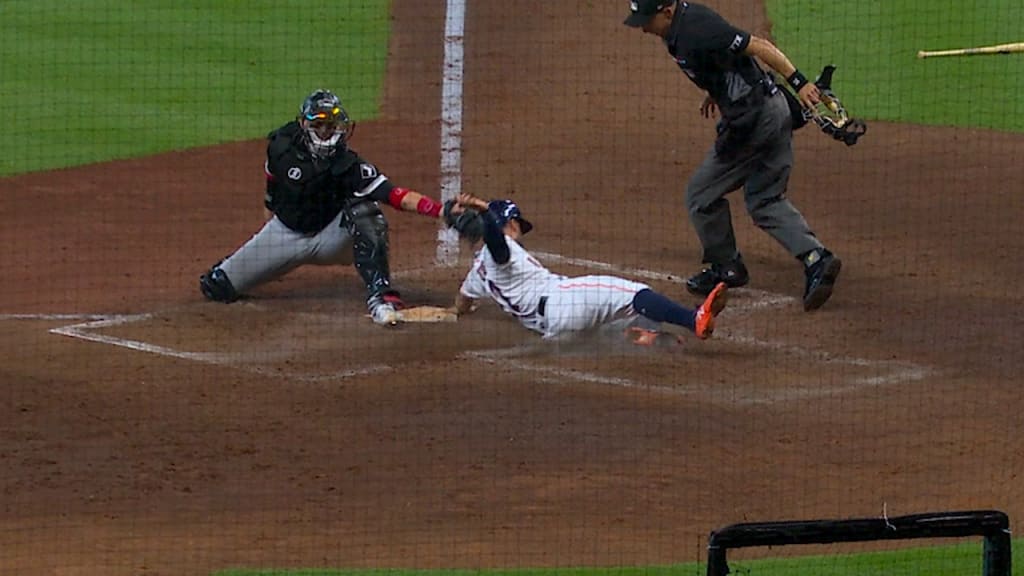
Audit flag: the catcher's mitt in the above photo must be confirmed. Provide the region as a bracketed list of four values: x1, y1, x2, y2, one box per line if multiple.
[442, 199, 485, 242]
[803, 65, 867, 146]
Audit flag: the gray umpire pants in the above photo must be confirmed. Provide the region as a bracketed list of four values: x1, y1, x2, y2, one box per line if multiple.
[686, 91, 823, 265]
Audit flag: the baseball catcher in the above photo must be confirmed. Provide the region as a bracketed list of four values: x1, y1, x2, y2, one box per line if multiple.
[199, 89, 449, 326]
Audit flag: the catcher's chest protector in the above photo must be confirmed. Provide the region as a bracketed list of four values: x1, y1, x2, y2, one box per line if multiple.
[265, 122, 356, 233]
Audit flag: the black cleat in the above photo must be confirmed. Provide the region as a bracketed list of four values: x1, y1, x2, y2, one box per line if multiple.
[199, 267, 239, 303]
[685, 256, 749, 296]
[802, 250, 842, 311]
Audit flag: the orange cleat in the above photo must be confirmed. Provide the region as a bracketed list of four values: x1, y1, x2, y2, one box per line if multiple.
[694, 282, 728, 340]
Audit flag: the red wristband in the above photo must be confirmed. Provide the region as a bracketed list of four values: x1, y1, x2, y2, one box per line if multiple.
[388, 187, 410, 210]
[416, 196, 442, 218]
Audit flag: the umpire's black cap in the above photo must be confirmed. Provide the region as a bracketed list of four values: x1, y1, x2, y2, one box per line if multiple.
[623, 0, 673, 27]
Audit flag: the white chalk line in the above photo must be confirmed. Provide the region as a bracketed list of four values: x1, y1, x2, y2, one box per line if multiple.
[533, 251, 796, 315]
[473, 253, 932, 402]
[704, 329, 931, 405]
[0, 313, 111, 321]
[2, 265, 437, 384]
[5, 257, 931, 401]
[462, 348, 641, 388]
[434, 0, 466, 267]
[461, 333, 931, 406]
[43, 314, 393, 383]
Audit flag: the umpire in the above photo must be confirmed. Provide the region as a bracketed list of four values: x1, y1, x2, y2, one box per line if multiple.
[624, 1, 841, 311]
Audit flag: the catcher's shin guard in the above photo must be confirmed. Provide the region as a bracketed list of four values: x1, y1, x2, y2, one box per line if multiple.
[343, 200, 395, 298]
[199, 267, 239, 303]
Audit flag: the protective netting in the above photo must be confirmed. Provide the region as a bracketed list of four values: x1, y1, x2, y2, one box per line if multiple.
[1, 1, 1021, 575]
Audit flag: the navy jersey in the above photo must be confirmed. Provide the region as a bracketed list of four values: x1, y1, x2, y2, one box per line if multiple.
[664, 3, 775, 120]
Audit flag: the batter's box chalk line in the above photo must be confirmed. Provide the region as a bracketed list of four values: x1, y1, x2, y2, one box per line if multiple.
[533, 252, 796, 316]
[34, 313, 393, 383]
[472, 253, 933, 403]
[5, 253, 932, 401]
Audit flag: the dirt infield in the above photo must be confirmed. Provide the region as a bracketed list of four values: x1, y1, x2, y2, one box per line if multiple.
[2, 1, 1022, 575]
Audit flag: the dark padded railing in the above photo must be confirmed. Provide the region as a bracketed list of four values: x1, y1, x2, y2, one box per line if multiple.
[706, 510, 1011, 576]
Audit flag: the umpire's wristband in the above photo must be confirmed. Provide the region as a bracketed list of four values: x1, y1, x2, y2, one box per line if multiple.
[787, 70, 809, 91]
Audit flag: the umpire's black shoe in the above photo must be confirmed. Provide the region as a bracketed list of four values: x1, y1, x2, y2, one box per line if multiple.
[685, 256, 749, 296]
[802, 249, 842, 311]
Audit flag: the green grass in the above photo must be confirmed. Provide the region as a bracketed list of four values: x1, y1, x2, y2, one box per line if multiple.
[214, 570, 697, 576]
[214, 538, 1023, 576]
[0, 0, 390, 175]
[766, 0, 1024, 132]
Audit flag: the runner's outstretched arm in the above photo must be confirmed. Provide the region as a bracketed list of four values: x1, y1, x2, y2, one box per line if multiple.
[480, 209, 511, 264]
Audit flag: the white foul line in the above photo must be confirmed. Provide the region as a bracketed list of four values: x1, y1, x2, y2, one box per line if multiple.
[435, 0, 466, 267]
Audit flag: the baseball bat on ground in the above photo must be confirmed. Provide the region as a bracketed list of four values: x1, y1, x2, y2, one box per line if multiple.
[917, 42, 1024, 59]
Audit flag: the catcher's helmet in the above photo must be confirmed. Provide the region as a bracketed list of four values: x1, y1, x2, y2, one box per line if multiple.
[488, 200, 534, 235]
[298, 89, 354, 158]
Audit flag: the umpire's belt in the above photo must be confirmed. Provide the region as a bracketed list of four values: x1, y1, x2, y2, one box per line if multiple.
[537, 296, 548, 317]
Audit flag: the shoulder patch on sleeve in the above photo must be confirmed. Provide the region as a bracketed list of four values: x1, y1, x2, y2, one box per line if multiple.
[729, 33, 745, 52]
[728, 32, 751, 53]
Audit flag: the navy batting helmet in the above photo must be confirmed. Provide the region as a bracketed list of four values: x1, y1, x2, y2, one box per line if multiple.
[298, 89, 354, 158]
[488, 200, 533, 235]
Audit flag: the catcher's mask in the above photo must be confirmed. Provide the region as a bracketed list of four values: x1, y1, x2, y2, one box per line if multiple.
[298, 89, 355, 158]
[488, 200, 534, 235]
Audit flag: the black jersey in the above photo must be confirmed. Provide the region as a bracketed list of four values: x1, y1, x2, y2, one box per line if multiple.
[264, 121, 395, 233]
[664, 3, 776, 121]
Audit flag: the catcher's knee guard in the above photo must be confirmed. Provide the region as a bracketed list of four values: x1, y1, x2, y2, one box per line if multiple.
[342, 200, 394, 297]
[199, 266, 238, 303]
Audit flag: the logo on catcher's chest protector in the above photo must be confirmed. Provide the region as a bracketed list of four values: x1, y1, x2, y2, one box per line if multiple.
[287, 166, 302, 180]
[360, 163, 378, 179]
